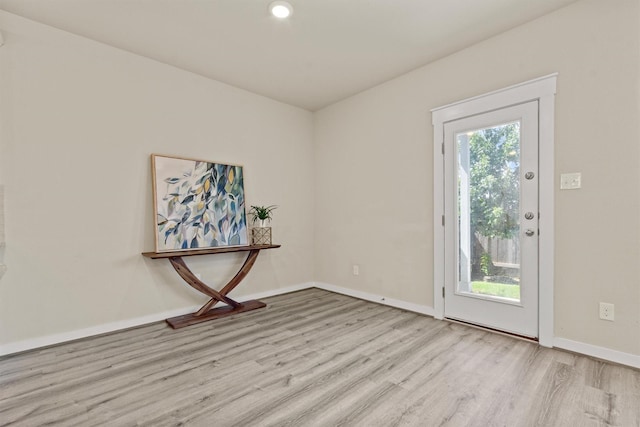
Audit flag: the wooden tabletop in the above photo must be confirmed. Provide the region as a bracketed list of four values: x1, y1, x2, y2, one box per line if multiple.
[142, 244, 281, 259]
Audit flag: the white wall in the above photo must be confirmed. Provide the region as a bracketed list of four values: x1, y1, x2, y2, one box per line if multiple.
[315, 0, 640, 357]
[1, 0, 639, 364]
[0, 12, 315, 350]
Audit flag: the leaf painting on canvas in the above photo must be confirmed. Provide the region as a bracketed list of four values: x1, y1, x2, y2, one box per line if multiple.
[152, 155, 248, 251]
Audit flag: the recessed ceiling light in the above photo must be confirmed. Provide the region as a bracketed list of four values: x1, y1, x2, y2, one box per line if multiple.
[269, 1, 293, 19]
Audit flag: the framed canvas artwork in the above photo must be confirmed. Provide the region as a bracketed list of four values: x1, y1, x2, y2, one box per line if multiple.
[151, 154, 249, 252]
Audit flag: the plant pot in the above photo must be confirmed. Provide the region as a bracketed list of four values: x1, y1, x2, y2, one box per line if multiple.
[251, 227, 272, 245]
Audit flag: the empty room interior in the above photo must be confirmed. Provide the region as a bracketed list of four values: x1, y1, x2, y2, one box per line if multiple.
[0, 0, 639, 426]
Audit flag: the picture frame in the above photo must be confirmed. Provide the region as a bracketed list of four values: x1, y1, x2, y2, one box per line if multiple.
[151, 154, 249, 252]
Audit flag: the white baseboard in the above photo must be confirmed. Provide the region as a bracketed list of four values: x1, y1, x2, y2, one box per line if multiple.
[4, 281, 638, 370]
[313, 282, 435, 317]
[234, 282, 313, 301]
[0, 282, 314, 357]
[553, 337, 640, 369]
[314, 282, 640, 369]
[0, 304, 199, 357]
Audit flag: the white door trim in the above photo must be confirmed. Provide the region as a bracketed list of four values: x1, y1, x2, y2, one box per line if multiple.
[432, 74, 557, 347]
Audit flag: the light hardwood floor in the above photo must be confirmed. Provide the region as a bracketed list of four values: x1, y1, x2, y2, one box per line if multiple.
[1, 289, 639, 426]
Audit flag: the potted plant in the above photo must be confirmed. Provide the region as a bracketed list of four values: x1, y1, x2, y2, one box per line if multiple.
[248, 205, 277, 227]
[248, 205, 277, 244]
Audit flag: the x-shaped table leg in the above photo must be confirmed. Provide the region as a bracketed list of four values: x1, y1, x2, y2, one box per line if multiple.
[165, 249, 265, 328]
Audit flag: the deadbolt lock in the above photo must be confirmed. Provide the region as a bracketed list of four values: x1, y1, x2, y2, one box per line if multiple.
[525, 172, 535, 180]
[525, 212, 535, 220]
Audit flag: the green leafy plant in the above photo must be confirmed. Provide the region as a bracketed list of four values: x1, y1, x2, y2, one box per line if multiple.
[248, 205, 277, 225]
[480, 252, 493, 276]
[467, 123, 520, 278]
[469, 123, 520, 241]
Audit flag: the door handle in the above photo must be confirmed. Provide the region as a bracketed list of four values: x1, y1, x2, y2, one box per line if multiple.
[525, 229, 535, 237]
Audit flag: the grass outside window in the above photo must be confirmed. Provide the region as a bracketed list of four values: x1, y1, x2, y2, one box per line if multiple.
[471, 281, 520, 300]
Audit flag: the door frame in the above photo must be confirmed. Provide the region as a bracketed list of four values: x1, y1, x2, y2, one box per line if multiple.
[431, 74, 557, 347]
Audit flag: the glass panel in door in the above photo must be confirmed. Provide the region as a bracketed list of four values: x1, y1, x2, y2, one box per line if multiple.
[457, 122, 521, 302]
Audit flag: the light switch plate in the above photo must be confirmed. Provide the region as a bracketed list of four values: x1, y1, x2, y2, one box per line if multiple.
[560, 172, 581, 190]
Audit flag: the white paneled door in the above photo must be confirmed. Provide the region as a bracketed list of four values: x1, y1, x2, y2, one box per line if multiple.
[443, 101, 539, 338]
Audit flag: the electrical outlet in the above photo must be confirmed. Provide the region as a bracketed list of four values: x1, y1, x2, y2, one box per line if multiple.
[599, 302, 614, 321]
[352, 265, 359, 276]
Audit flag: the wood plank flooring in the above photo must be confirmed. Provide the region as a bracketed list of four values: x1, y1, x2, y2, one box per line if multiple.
[1, 288, 639, 426]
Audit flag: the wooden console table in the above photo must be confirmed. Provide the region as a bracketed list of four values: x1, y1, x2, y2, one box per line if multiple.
[142, 244, 280, 329]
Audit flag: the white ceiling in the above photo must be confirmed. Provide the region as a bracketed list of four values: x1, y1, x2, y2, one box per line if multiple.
[0, 0, 579, 111]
